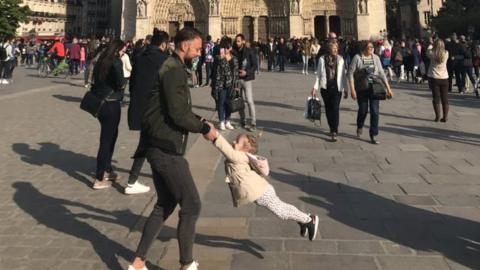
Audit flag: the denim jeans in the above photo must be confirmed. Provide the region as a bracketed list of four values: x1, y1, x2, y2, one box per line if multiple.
[312, 56, 318, 73]
[302, 55, 310, 72]
[129, 132, 147, 184]
[96, 101, 121, 179]
[238, 80, 256, 126]
[217, 87, 232, 122]
[135, 147, 201, 265]
[356, 89, 380, 136]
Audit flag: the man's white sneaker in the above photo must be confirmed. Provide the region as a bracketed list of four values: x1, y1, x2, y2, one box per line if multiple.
[225, 121, 234, 130]
[2, 79, 9, 85]
[219, 122, 226, 131]
[302, 70, 305, 74]
[128, 265, 148, 270]
[181, 261, 199, 270]
[125, 181, 151, 195]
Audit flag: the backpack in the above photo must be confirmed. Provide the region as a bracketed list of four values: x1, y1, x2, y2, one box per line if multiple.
[0, 45, 7, 61]
[246, 153, 270, 177]
[383, 48, 392, 59]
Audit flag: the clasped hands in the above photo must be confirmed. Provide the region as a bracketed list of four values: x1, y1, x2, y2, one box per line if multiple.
[203, 121, 218, 141]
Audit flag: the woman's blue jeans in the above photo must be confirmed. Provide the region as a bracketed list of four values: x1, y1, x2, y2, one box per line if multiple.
[218, 87, 232, 122]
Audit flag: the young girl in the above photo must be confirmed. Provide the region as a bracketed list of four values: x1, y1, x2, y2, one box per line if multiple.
[212, 132, 319, 241]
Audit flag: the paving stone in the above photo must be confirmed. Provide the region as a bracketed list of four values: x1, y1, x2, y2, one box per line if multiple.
[284, 240, 336, 253]
[453, 165, 480, 176]
[290, 254, 379, 270]
[398, 144, 430, 151]
[337, 240, 385, 255]
[231, 253, 289, 270]
[421, 164, 459, 174]
[376, 256, 451, 270]
[373, 173, 423, 184]
[381, 241, 415, 255]
[393, 195, 438, 206]
[433, 195, 480, 207]
[319, 220, 389, 240]
[345, 172, 376, 183]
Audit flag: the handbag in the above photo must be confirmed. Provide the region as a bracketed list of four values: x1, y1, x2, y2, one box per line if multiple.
[226, 89, 245, 113]
[353, 68, 370, 90]
[370, 76, 387, 100]
[304, 96, 321, 122]
[246, 153, 270, 176]
[80, 88, 111, 117]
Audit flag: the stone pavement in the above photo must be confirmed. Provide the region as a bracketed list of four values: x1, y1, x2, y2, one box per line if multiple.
[1, 64, 480, 270]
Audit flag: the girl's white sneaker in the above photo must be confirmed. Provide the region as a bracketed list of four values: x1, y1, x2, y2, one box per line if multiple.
[181, 261, 199, 270]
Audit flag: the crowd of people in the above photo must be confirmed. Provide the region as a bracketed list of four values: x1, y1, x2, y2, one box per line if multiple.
[1, 26, 479, 270]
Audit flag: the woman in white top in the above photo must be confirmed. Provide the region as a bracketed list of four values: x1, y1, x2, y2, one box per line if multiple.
[120, 48, 132, 88]
[427, 39, 449, 122]
[311, 42, 349, 141]
[310, 39, 321, 74]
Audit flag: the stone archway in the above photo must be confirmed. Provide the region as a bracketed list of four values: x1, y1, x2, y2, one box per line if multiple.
[153, 0, 208, 36]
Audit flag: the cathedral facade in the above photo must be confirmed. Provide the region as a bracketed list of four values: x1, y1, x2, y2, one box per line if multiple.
[122, 0, 387, 42]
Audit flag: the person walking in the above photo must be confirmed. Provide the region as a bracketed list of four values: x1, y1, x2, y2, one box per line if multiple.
[69, 38, 81, 75]
[427, 39, 450, 122]
[121, 46, 132, 88]
[90, 40, 126, 189]
[348, 41, 394, 144]
[128, 28, 217, 270]
[301, 38, 311, 75]
[80, 45, 86, 72]
[380, 39, 393, 81]
[266, 37, 276, 71]
[311, 42, 349, 142]
[234, 34, 258, 131]
[0, 38, 15, 85]
[215, 36, 239, 131]
[458, 36, 478, 96]
[203, 35, 215, 86]
[310, 39, 321, 74]
[126, 31, 170, 195]
[26, 41, 36, 67]
[277, 37, 288, 72]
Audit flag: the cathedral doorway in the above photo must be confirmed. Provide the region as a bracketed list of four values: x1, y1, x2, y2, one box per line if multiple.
[329, 16, 341, 36]
[168, 21, 180, 37]
[258, 16, 269, 41]
[314, 16, 327, 40]
[242, 16, 254, 43]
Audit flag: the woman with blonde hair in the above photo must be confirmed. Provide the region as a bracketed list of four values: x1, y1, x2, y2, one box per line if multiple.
[427, 38, 449, 122]
[380, 39, 394, 80]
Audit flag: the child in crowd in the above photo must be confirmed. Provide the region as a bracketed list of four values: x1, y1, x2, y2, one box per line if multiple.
[212, 131, 319, 240]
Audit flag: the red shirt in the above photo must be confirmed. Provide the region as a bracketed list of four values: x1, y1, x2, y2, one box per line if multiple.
[48, 42, 65, 57]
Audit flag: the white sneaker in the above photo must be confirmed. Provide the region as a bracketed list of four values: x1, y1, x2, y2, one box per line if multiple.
[219, 122, 226, 131]
[2, 79, 9, 85]
[302, 70, 305, 74]
[125, 181, 151, 195]
[128, 265, 148, 270]
[181, 261, 199, 270]
[306, 72, 309, 75]
[0, 79, 4, 84]
[225, 121, 234, 130]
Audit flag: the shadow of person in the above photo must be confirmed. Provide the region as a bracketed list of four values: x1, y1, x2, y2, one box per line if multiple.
[52, 94, 83, 103]
[11, 142, 150, 192]
[12, 182, 134, 269]
[269, 169, 480, 269]
[382, 122, 480, 146]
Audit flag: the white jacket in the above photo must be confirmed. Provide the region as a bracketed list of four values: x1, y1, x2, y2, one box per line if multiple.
[313, 55, 349, 93]
[1, 43, 14, 61]
[121, 53, 132, 78]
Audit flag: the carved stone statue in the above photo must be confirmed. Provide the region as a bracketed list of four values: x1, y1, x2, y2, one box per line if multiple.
[137, 0, 147, 18]
[291, 0, 299, 15]
[358, 0, 367, 14]
[210, 0, 219, 16]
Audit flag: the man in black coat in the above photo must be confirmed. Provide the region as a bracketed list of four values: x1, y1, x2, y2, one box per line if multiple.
[265, 37, 277, 71]
[125, 31, 170, 195]
[277, 37, 289, 72]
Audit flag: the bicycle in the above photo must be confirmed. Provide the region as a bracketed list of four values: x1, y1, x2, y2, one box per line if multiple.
[37, 56, 71, 79]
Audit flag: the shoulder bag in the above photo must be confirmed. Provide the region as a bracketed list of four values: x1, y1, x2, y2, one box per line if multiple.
[80, 88, 112, 118]
[226, 88, 245, 113]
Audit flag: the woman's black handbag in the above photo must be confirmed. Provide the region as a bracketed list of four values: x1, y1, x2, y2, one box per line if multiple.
[227, 89, 245, 113]
[370, 76, 387, 100]
[80, 90, 106, 118]
[353, 68, 370, 91]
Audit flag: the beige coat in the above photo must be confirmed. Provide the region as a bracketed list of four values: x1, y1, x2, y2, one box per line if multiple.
[214, 134, 269, 207]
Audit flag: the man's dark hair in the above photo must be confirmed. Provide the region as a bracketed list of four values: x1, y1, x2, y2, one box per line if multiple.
[145, 35, 153, 42]
[151, 31, 169, 46]
[206, 35, 212, 42]
[236, 34, 245, 41]
[174, 27, 202, 49]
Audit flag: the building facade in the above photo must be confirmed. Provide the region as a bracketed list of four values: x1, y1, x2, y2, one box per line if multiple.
[17, 0, 70, 38]
[122, 0, 387, 42]
[398, 0, 445, 38]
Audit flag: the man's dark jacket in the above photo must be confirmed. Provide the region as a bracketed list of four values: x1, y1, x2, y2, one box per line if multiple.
[142, 53, 210, 156]
[233, 46, 257, 81]
[128, 45, 168, 130]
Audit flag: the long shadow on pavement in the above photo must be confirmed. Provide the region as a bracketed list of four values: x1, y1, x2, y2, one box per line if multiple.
[13, 182, 265, 269]
[270, 169, 480, 269]
[11, 142, 151, 192]
[12, 182, 134, 269]
[382, 123, 480, 146]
